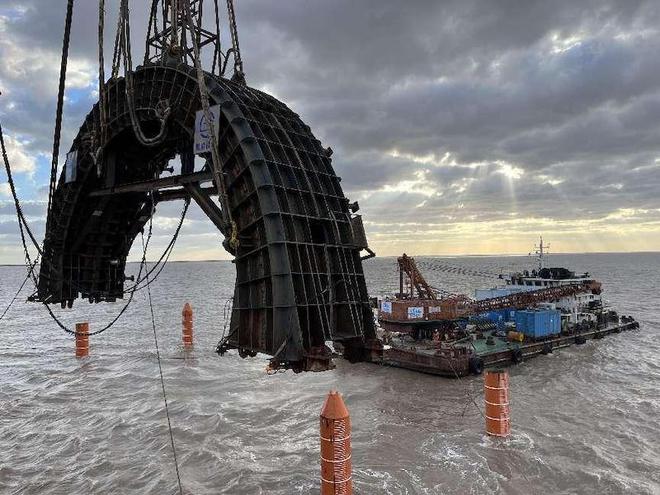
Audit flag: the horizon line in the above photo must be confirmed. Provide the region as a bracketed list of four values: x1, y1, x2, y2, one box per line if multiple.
[1, 249, 658, 267]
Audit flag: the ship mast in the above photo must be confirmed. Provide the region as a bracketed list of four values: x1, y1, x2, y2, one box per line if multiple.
[534, 236, 549, 271]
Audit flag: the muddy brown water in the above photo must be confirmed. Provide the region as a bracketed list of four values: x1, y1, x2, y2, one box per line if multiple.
[1, 253, 658, 494]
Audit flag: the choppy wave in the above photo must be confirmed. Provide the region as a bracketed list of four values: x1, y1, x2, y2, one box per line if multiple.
[1, 253, 659, 494]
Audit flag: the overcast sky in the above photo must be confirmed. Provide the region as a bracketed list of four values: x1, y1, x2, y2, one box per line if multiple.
[1, 0, 660, 263]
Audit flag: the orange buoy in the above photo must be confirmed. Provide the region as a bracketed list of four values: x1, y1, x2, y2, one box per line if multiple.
[75, 322, 89, 357]
[182, 302, 193, 346]
[320, 390, 352, 495]
[484, 370, 510, 437]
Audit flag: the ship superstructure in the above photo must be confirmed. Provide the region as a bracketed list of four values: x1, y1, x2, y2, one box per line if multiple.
[475, 237, 601, 324]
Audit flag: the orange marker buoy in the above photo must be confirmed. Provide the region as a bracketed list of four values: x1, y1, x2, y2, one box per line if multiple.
[182, 302, 193, 346]
[484, 370, 510, 437]
[320, 390, 352, 495]
[75, 322, 89, 357]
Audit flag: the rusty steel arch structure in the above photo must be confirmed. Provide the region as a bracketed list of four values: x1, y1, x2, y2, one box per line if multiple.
[37, 62, 378, 370]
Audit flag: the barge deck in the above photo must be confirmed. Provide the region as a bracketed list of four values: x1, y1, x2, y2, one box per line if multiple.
[371, 319, 640, 377]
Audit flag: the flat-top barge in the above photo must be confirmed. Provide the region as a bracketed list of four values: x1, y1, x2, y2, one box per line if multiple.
[367, 241, 639, 377]
[376, 316, 639, 377]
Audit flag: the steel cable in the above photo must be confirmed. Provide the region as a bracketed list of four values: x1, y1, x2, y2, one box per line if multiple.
[225, 0, 244, 80]
[111, 3, 124, 79]
[446, 354, 486, 420]
[141, 226, 184, 495]
[123, 198, 190, 295]
[416, 259, 502, 279]
[3, 111, 188, 336]
[0, 0, 188, 335]
[145, 0, 160, 64]
[182, 0, 236, 246]
[42, 202, 155, 336]
[0, 119, 43, 257]
[119, 0, 171, 147]
[0, 260, 39, 322]
[5, 92, 144, 337]
[94, 0, 108, 175]
[46, 0, 75, 218]
[212, 0, 223, 75]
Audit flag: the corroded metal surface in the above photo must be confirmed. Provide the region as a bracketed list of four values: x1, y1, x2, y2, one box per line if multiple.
[38, 62, 376, 369]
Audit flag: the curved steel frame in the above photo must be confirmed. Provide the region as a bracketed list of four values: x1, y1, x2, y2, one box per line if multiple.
[38, 62, 377, 369]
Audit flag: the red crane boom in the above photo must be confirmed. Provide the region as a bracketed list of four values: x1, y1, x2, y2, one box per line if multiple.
[398, 253, 438, 300]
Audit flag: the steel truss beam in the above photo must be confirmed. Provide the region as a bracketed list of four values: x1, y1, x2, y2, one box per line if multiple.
[89, 171, 213, 196]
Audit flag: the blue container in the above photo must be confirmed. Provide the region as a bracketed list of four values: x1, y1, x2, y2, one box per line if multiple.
[549, 311, 561, 334]
[515, 309, 561, 338]
[515, 310, 530, 335]
[488, 311, 502, 322]
[479, 309, 512, 323]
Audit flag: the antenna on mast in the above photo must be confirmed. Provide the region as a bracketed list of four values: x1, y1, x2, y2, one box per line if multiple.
[533, 235, 549, 271]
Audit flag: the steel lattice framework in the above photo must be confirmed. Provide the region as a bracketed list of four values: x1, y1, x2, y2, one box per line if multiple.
[37, 63, 378, 371]
[469, 281, 602, 314]
[145, 0, 243, 80]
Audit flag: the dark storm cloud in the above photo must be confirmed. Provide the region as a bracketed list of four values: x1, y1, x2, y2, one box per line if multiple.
[226, 1, 660, 237]
[1, 0, 660, 260]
